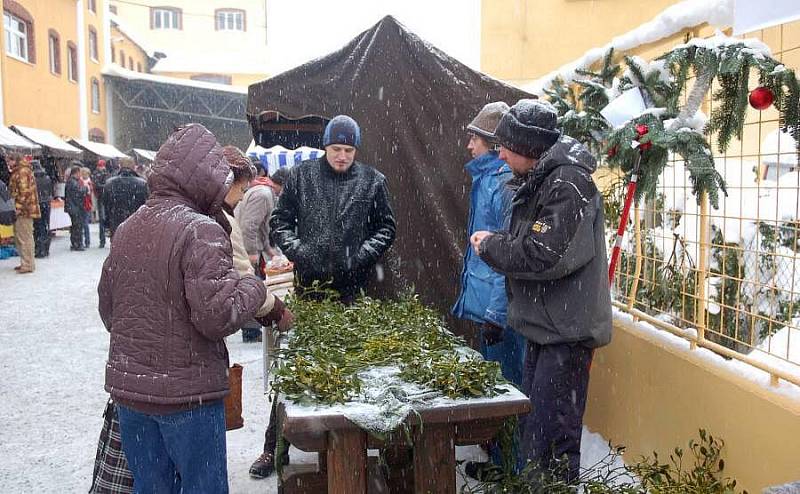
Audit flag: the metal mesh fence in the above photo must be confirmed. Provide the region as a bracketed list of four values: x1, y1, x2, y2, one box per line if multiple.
[610, 21, 800, 384]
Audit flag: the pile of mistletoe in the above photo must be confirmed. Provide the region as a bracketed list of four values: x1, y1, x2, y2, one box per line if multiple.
[271, 287, 506, 408]
[545, 31, 800, 210]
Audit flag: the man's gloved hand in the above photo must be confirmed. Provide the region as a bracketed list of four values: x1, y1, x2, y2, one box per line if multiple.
[256, 296, 293, 332]
[276, 307, 294, 332]
[481, 321, 504, 346]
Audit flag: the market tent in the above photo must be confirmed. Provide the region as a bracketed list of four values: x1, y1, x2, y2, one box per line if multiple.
[247, 15, 532, 320]
[11, 126, 82, 159]
[68, 138, 129, 160]
[0, 126, 41, 155]
[245, 142, 324, 176]
[131, 148, 157, 163]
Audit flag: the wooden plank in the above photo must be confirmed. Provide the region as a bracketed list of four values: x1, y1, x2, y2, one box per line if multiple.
[327, 429, 367, 494]
[280, 464, 326, 494]
[413, 423, 455, 494]
[454, 417, 505, 445]
[383, 446, 414, 494]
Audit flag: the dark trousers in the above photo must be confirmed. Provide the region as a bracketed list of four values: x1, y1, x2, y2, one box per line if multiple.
[519, 340, 593, 482]
[263, 400, 278, 453]
[82, 209, 91, 247]
[97, 201, 107, 246]
[117, 401, 228, 494]
[33, 201, 51, 256]
[68, 211, 83, 248]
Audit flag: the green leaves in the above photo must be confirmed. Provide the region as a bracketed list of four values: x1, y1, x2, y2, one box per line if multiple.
[272, 288, 506, 406]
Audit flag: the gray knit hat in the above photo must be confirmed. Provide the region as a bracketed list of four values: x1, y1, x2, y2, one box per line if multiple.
[467, 101, 509, 141]
[495, 99, 561, 158]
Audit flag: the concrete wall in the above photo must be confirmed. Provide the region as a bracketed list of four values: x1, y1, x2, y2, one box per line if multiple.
[480, 0, 682, 86]
[585, 317, 800, 491]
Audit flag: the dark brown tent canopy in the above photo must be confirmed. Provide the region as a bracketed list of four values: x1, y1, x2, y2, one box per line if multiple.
[247, 15, 532, 328]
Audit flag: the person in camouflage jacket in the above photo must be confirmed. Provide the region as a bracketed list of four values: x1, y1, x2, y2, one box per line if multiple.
[8, 155, 40, 273]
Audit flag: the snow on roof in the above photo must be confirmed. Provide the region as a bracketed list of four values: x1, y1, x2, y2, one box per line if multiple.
[523, 0, 734, 95]
[132, 148, 157, 162]
[109, 12, 159, 59]
[11, 126, 82, 155]
[68, 139, 129, 159]
[0, 126, 41, 152]
[102, 64, 247, 94]
[762, 129, 798, 167]
[150, 49, 269, 77]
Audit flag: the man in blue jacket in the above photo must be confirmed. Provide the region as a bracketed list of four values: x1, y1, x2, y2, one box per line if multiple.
[453, 101, 526, 386]
[452, 102, 527, 478]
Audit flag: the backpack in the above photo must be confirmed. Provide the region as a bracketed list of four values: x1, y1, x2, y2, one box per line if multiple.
[0, 181, 16, 226]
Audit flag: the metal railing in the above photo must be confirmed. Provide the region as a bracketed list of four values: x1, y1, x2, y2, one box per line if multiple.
[610, 21, 800, 388]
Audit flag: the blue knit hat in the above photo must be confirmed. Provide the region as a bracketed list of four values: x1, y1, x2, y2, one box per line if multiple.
[323, 115, 361, 148]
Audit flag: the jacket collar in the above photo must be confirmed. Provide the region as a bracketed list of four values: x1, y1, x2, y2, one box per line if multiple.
[465, 151, 507, 178]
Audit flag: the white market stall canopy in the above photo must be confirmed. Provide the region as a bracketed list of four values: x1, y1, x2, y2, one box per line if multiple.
[245, 142, 324, 176]
[68, 138, 129, 160]
[0, 126, 41, 155]
[132, 148, 157, 163]
[10, 125, 82, 158]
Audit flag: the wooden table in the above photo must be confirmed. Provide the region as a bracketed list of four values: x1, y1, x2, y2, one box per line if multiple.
[277, 384, 531, 494]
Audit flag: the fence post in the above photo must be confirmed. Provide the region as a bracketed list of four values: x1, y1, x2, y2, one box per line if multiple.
[627, 201, 642, 315]
[694, 191, 710, 348]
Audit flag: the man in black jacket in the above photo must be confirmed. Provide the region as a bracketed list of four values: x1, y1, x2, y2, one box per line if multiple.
[471, 99, 612, 482]
[32, 161, 52, 257]
[64, 165, 88, 251]
[92, 160, 111, 247]
[102, 158, 149, 238]
[270, 115, 396, 302]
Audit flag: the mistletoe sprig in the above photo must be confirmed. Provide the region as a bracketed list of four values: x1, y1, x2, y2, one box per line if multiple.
[272, 288, 506, 406]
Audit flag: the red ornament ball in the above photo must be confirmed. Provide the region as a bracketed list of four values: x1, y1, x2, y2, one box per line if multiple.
[607, 146, 618, 158]
[749, 86, 774, 110]
[635, 124, 649, 137]
[639, 141, 653, 152]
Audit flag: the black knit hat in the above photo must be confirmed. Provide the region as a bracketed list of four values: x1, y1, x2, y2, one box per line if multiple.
[495, 99, 561, 158]
[323, 115, 361, 148]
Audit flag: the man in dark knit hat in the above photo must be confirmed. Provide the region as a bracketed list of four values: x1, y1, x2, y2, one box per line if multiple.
[470, 99, 612, 482]
[270, 114, 396, 303]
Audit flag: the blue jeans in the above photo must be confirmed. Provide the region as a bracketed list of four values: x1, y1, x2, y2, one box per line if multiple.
[82, 210, 91, 247]
[116, 401, 228, 494]
[480, 326, 526, 388]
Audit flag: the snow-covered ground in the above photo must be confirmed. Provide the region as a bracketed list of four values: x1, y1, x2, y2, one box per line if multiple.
[0, 226, 623, 492]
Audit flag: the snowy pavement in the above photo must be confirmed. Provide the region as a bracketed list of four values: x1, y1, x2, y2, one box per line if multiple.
[0, 226, 623, 493]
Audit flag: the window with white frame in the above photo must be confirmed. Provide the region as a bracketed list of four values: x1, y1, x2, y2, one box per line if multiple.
[91, 78, 101, 113]
[151, 7, 180, 30]
[89, 27, 98, 61]
[216, 10, 245, 31]
[48, 31, 61, 74]
[67, 43, 78, 82]
[4, 12, 29, 62]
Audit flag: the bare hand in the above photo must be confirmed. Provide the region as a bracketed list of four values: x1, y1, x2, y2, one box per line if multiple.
[276, 308, 294, 332]
[470, 231, 494, 255]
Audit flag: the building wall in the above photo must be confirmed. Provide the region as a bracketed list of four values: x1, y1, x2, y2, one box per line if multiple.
[109, 24, 149, 73]
[480, 0, 682, 85]
[108, 0, 268, 86]
[586, 317, 800, 491]
[1, 0, 108, 141]
[2, 0, 80, 137]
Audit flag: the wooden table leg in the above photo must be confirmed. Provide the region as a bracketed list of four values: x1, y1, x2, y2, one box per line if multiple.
[413, 424, 455, 494]
[327, 429, 367, 493]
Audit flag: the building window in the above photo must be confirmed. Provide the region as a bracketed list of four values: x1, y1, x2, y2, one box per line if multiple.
[88, 0, 96, 13]
[137, 62, 142, 72]
[111, 47, 115, 63]
[119, 49, 125, 68]
[67, 41, 78, 81]
[109, 5, 117, 14]
[4, 11, 31, 62]
[215, 9, 245, 31]
[89, 128, 105, 143]
[48, 29, 61, 74]
[190, 73, 232, 85]
[88, 26, 98, 62]
[91, 78, 101, 113]
[128, 56, 133, 69]
[151, 7, 181, 30]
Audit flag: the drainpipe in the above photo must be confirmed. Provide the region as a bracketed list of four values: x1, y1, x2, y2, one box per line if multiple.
[0, 48, 5, 125]
[77, 0, 89, 139]
[103, 0, 113, 144]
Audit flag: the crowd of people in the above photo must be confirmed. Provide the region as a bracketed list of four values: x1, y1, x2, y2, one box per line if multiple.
[87, 99, 611, 492]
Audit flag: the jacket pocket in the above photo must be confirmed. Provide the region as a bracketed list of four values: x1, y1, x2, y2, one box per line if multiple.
[540, 280, 584, 342]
